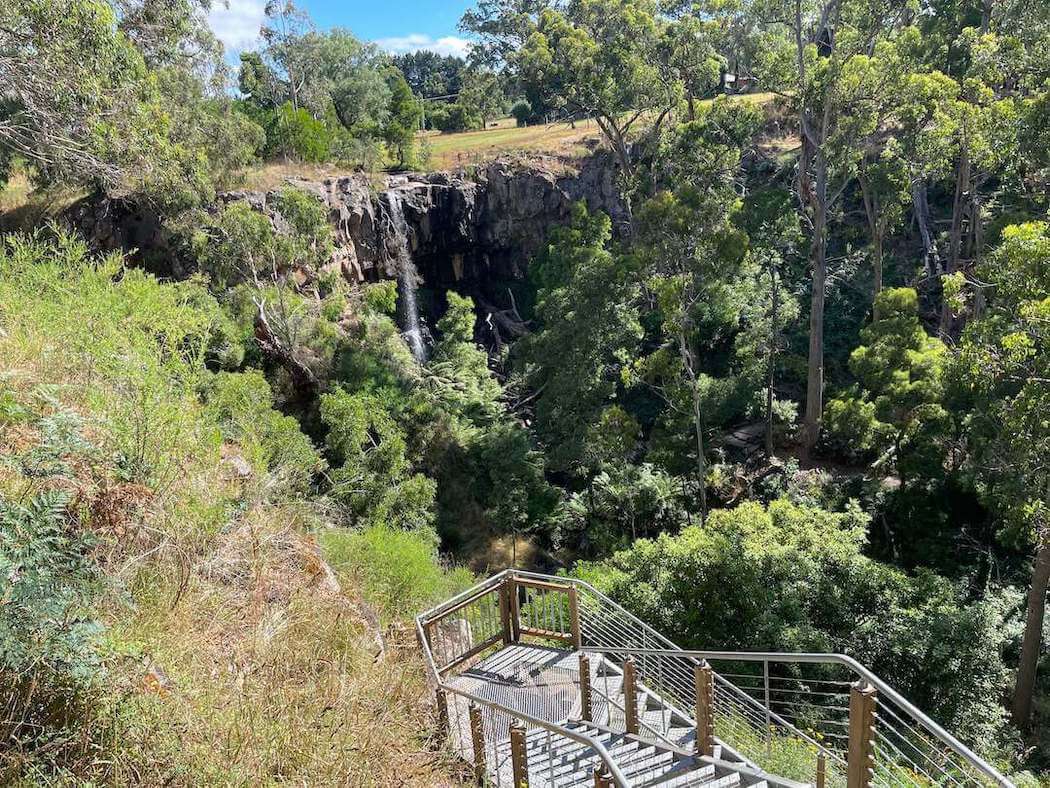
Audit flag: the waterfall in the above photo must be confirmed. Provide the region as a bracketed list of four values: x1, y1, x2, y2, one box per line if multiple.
[384, 190, 427, 362]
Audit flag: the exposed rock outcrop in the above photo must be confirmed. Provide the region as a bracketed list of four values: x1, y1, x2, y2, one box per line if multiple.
[68, 153, 629, 301]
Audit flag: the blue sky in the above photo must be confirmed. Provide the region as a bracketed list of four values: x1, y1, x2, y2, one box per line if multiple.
[209, 0, 477, 58]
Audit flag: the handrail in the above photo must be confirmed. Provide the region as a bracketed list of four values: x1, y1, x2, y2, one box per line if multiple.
[588, 675, 680, 750]
[581, 646, 1014, 788]
[414, 598, 632, 787]
[416, 569, 1016, 788]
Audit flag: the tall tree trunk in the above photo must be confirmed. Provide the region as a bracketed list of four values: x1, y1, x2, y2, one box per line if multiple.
[941, 146, 971, 336]
[678, 329, 708, 523]
[912, 179, 939, 278]
[766, 265, 779, 459]
[859, 170, 884, 315]
[1013, 526, 1050, 728]
[801, 149, 829, 466]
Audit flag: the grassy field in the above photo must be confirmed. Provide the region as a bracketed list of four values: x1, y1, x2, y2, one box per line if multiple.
[424, 117, 605, 170]
[423, 93, 777, 171]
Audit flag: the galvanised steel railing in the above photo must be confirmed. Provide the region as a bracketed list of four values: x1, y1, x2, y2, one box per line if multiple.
[417, 569, 1015, 788]
[416, 571, 632, 787]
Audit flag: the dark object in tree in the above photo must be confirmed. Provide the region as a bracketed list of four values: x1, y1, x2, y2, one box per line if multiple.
[253, 296, 320, 395]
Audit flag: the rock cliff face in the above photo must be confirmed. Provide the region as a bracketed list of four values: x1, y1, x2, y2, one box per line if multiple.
[69, 153, 629, 300]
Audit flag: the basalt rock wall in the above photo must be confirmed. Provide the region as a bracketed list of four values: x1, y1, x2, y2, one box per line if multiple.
[68, 153, 629, 298]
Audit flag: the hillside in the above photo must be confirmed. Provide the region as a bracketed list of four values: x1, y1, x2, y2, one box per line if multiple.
[0, 233, 468, 784]
[3, 0, 1050, 785]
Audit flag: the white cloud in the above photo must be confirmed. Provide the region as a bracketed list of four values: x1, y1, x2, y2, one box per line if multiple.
[209, 0, 266, 54]
[374, 34, 471, 58]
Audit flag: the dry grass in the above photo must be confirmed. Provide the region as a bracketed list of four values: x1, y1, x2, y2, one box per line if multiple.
[0, 171, 86, 233]
[424, 117, 605, 171]
[97, 505, 463, 787]
[422, 93, 778, 172]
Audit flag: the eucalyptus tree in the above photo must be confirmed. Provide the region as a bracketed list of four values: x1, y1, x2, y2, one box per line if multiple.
[949, 221, 1050, 729]
[735, 188, 803, 458]
[750, 0, 921, 462]
[517, 203, 642, 475]
[0, 0, 155, 186]
[630, 137, 748, 521]
[505, 0, 682, 178]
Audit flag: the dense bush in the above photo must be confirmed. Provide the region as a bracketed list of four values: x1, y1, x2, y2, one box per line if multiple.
[575, 498, 1013, 743]
[203, 371, 323, 494]
[192, 187, 333, 288]
[511, 99, 533, 127]
[320, 525, 471, 621]
[430, 102, 482, 133]
[269, 102, 331, 162]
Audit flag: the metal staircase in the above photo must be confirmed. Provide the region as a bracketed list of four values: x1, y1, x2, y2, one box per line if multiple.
[416, 570, 1014, 788]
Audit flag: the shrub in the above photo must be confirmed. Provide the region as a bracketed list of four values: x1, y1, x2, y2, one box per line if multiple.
[0, 407, 105, 766]
[203, 371, 323, 494]
[193, 187, 334, 288]
[320, 389, 436, 530]
[574, 498, 1013, 745]
[432, 102, 481, 133]
[270, 102, 331, 162]
[320, 525, 471, 621]
[511, 99, 533, 127]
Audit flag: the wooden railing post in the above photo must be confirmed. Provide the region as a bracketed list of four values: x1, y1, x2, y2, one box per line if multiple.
[568, 584, 582, 649]
[623, 656, 639, 735]
[508, 575, 521, 642]
[847, 682, 877, 788]
[817, 750, 827, 788]
[593, 764, 613, 788]
[510, 720, 528, 788]
[500, 577, 514, 644]
[435, 687, 449, 738]
[469, 702, 486, 785]
[694, 660, 714, 757]
[579, 653, 592, 721]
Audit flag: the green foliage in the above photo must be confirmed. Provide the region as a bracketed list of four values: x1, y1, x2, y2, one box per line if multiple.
[203, 371, 322, 494]
[427, 293, 503, 423]
[320, 525, 471, 621]
[518, 203, 642, 474]
[950, 222, 1050, 546]
[0, 401, 107, 766]
[1, 469, 101, 684]
[393, 51, 465, 98]
[510, 99, 533, 127]
[382, 69, 423, 169]
[0, 230, 224, 489]
[363, 280, 399, 316]
[575, 498, 1012, 742]
[825, 288, 949, 481]
[320, 388, 436, 531]
[552, 462, 688, 553]
[192, 187, 333, 288]
[458, 68, 505, 127]
[271, 102, 331, 162]
[511, 0, 679, 172]
[430, 102, 483, 133]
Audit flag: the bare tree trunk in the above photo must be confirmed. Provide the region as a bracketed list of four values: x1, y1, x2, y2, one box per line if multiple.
[1013, 525, 1050, 728]
[766, 265, 779, 459]
[678, 329, 708, 523]
[912, 179, 939, 278]
[859, 170, 884, 314]
[941, 146, 971, 336]
[801, 150, 829, 466]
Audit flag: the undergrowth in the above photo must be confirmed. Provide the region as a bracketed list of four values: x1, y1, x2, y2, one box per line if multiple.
[0, 230, 468, 785]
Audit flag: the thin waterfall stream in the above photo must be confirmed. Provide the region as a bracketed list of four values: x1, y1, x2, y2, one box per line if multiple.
[383, 190, 428, 362]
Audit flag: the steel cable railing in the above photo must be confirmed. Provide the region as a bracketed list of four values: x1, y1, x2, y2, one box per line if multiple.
[416, 570, 632, 787]
[563, 574, 1013, 788]
[417, 570, 1014, 788]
